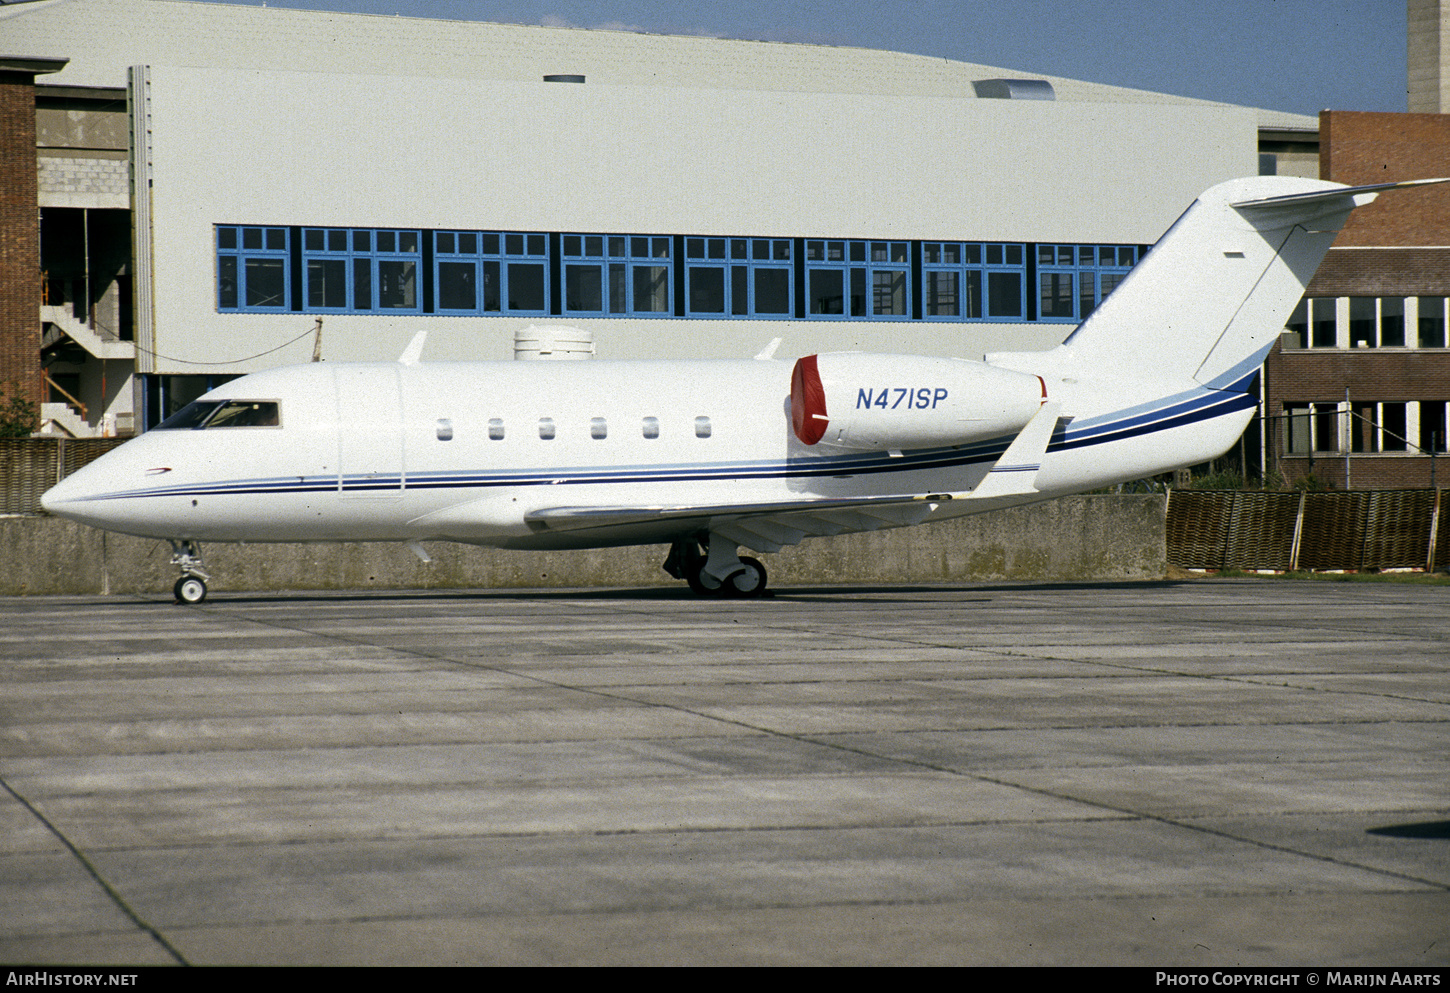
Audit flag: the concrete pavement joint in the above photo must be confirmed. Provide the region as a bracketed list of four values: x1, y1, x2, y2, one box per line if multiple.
[0, 774, 191, 965]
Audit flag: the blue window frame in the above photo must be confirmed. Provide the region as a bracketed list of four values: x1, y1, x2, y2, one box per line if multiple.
[216, 226, 289, 312]
[804, 240, 910, 319]
[435, 230, 549, 316]
[295, 227, 422, 313]
[559, 234, 670, 316]
[684, 237, 791, 318]
[301, 228, 352, 311]
[365, 229, 421, 313]
[220, 222, 1140, 328]
[1036, 244, 1139, 322]
[921, 242, 1027, 321]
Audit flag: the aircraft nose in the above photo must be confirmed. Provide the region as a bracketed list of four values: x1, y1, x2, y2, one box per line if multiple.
[41, 470, 88, 516]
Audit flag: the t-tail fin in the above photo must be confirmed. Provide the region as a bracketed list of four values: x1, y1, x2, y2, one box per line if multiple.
[997, 176, 1446, 394]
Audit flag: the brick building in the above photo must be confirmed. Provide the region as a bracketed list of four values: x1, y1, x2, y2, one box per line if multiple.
[0, 57, 67, 413]
[1263, 108, 1450, 489]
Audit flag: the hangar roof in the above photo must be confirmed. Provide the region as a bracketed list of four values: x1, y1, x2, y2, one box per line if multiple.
[2, 0, 1315, 130]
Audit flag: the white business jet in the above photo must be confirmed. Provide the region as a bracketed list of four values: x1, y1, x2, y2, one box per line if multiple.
[41, 177, 1442, 602]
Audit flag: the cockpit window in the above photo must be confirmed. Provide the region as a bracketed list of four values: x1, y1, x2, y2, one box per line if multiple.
[155, 400, 280, 430]
[156, 400, 223, 430]
[205, 401, 280, 428]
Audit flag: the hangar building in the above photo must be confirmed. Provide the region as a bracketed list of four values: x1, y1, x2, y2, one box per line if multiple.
[1, 0, 1317, 436]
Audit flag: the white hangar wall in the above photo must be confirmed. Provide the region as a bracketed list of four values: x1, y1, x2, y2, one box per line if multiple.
[139, 64, 1258, 373]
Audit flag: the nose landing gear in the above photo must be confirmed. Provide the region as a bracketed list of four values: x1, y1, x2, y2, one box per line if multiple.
[664, 533, 769, 598]
[169, 540, 211, 604]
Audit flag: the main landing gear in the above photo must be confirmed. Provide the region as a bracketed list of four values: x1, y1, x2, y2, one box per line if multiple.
[664, 533, 769, 599]
[169, 540, 211, 604]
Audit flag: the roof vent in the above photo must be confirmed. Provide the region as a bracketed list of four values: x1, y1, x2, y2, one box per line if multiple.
[973, 79, 1055, 101]
[515, 325, 595, 360]
[543, 74, 585, 84]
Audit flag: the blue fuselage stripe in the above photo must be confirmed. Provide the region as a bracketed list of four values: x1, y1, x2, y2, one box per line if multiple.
[84, 384, 1252, 501]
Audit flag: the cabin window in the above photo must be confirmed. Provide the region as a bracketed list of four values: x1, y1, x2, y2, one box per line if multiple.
[436, 418, 453, 441]
[538, 417, 555, 440]
[590, 417, 607, 440]
[642, 416, 659, 439]
[694, 416, 711, 439]
[488, 418, 505, 441]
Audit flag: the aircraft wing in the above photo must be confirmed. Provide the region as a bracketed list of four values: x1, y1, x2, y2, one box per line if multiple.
[525, 492, 948, 552]
[526, 402, 1064, 553]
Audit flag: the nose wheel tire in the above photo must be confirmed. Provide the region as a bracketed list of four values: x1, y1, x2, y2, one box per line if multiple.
[174, 575, 208, 604]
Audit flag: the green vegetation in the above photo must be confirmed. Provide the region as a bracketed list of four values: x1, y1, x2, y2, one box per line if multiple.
[0, 384, 38, 439]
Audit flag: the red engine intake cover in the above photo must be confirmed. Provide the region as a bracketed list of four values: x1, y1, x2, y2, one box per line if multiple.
[791, 354, 828, 445]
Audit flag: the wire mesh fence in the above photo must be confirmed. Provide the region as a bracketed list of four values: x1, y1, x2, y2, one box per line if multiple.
[0, 438, 127, 514]
[1167, 488, 1445, 572]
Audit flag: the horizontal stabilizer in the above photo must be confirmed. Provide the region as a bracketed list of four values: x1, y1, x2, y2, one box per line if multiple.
[1231, 177, 1448, 210]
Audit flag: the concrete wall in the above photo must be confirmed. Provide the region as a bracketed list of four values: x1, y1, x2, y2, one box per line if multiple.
[0, 494, 1165, 595]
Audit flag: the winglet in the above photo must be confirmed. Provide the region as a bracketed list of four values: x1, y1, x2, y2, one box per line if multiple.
[966, 401, 1061, 500]
[398, 331, 427, 365]
[755, 338, 783, 360]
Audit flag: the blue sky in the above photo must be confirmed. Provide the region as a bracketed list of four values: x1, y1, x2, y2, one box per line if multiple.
[194, 0, 1408, 116]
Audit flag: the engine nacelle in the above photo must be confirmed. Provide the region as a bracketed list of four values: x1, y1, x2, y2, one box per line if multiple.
[791, 352, 1046, 451]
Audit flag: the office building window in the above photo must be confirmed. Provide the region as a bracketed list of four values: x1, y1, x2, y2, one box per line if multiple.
[1284, 402, 1341, 454]
[1310, 298, 1337, 348]
[216, 226, 289, 311]
[1419, 297, 1447, 348]
[220, 221, 1141, 328]
[436, 229, 548, 316]
[1422, 402, 1449, 453]
[684, 237, 791, 317]
[921, 241, 1029, 320]
[1284, 299, 1308, 348]
[297, 227, 421, 313]
[805, 240, 910, 318]
[1036, 244, 1139, 322]
[1289, 296, 1431, 350]
[561, 234, 670, 316]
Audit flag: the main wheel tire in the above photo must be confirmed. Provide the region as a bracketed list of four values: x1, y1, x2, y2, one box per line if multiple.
[723, 556, 768, 598]
[174, 575, 208, 604]
[686, 563, 724, 596]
